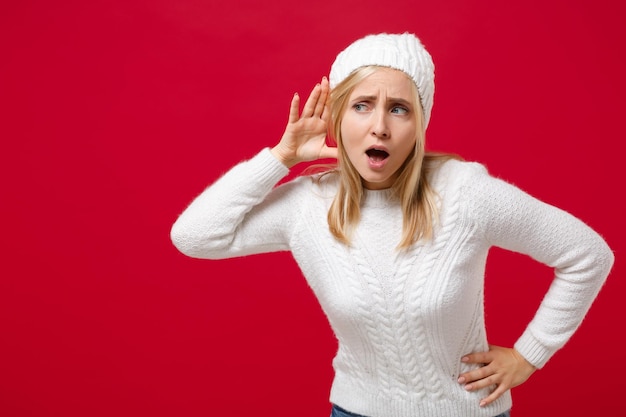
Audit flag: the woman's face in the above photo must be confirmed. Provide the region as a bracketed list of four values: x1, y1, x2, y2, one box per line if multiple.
[340, 67, 418, 190]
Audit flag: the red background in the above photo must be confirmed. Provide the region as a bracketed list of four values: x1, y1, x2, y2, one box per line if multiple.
[1, 1, 624, 416]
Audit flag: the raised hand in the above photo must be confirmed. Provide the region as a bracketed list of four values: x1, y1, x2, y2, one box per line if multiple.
[271, 77, 338, 168]
[457, 345, 536, 407]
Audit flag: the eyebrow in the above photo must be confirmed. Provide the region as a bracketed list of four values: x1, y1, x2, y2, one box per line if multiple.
[350, 95, 413, 107]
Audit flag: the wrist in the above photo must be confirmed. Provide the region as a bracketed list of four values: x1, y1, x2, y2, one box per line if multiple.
[270, 145, 298, 168]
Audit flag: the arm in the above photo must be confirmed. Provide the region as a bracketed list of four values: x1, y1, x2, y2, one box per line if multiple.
[170, 148, 292, 259]
[458, 163, 614, 406]
[170, 77, 337, 259]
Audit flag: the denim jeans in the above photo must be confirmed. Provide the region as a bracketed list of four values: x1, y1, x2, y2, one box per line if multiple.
[330, 403, 511, 417]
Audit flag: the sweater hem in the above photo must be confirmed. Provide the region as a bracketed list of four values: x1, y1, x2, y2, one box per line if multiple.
[329, 372, 512, 417]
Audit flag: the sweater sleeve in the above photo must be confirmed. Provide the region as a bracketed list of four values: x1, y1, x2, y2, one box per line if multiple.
[170, 148, 299, 259]
[463, 163, 614, 368]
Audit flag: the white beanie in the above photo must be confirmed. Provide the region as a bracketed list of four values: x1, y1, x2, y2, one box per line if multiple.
[329, 33, 435, 129]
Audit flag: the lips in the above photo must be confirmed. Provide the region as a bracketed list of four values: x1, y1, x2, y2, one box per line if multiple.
[365, 147, 389, 162]
[364, 146, 390, 170]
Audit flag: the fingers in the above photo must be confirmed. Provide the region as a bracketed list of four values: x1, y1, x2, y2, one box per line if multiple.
[457, 351, 493, 385]
[314, 77, 329, 118]
[478, 384, 508, 408]
[320, 89, 331, 123]
[288, 92, 300, 124]
[301, 77, 329, 118]
[457, 346, 536, 408]
[461, 351, 492, 366]
[458, 363, 505, 408]
[459, 365, 497, 390]
[300, 83, 320, 118]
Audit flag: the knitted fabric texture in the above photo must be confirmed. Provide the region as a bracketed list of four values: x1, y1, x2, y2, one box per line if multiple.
[329, 33, 435, 128]
[171, 149, 613, 417]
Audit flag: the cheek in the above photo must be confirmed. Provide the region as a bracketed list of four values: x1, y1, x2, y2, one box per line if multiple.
[397, 125, 417, 152]
[342, 139, 361, 165]
[340, 132, 363, 170]
[401, 139, 417, 161]
[402, 135, 417, 152]
[340, 119, 360, 151]
[392, 134, 417, 167]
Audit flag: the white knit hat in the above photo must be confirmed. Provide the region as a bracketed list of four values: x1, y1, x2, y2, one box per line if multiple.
[329, 33, 435, 128]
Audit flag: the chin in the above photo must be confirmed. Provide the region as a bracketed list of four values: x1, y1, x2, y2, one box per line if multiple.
[361, 176, 393, 190]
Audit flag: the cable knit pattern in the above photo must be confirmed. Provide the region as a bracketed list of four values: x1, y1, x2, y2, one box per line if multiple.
[171, 148, 614, 417]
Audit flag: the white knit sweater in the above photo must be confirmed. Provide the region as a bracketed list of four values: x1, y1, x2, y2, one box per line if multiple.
[170, 148, 613, 417]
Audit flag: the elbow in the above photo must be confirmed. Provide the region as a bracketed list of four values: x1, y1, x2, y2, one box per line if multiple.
[557, 233, 615, 286]
[598, 239, 615, 278]
[583, 234, 616, 284]
[170, 220, 194, 257]
[170, 219, 205, 259]
[170, 219, 231, 259]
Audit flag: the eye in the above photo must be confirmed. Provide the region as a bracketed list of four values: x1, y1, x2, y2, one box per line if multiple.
[353, 103, 369, 112]
[390, 105, 409, 115]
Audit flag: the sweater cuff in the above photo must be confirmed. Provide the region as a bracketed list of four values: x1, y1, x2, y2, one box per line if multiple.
[248, 148, 290, 189]
[514, 330, 553, 369]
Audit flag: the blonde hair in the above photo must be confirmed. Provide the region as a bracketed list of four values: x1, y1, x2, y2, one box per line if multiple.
[321, 66, 461, 250]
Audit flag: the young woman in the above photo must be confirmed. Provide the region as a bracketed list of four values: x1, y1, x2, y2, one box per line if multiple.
[170, 33, 614, 417]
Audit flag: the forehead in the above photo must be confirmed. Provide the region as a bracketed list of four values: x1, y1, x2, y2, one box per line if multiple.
[350, 67, 416, 99]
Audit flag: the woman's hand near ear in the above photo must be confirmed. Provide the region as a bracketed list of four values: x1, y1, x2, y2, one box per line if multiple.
[271, 76, 337, 168]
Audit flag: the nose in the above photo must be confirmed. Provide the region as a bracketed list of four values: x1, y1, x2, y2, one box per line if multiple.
[371, 110, 390, 139]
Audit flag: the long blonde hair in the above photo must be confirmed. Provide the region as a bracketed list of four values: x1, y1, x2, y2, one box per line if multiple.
[322, 65, 461, 250]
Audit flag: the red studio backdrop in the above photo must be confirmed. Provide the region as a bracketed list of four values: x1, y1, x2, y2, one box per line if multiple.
[1, 1, 624, 416]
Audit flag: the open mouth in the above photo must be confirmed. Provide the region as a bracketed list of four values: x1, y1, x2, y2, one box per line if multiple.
[366, 148, 389, 162]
